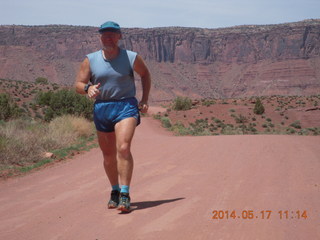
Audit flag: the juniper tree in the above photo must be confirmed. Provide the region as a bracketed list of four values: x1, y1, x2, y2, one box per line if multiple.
[253, 98, 265, 115]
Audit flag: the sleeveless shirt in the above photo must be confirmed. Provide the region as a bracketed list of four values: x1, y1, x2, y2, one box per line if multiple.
[86, 49, 137, 100]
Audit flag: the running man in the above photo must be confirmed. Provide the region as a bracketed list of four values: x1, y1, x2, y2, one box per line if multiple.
[75, 21, 151, 212]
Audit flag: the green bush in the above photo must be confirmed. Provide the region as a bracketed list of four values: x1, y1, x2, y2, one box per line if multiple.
[153, 113, 161, 120]
[36, 89, 94, 121]
[290, 120, 301, 129]
[0, 93, 21, 120]
[170, 122, 192, 135]
[35, 77, 49, 84]
[160, 117, 172, 128]
[172, 96, 192, 111]
[233, 114, 247, 124]
[188, 119, 211, 135]
[253, 98, 265, 115]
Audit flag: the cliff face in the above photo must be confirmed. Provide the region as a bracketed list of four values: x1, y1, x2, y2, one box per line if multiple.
[122, 21, 320, 64]
[0, 20, 320, 101]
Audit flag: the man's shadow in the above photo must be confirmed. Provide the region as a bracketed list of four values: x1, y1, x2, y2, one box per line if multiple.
[119, 197, 185, 213]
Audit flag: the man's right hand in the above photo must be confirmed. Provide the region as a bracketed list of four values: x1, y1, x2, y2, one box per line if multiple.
[88, 83, 101, 98]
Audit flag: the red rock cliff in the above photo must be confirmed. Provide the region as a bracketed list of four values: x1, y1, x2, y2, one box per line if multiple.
[0, 19, 319, 100]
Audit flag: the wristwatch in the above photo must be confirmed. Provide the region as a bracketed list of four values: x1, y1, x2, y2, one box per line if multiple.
[84, 83, 91, 93]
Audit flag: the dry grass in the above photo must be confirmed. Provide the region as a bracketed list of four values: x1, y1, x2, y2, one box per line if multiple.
[0, 119, 45, 166]
[47, 115, 94, 148]
[0, 115, 95, 169]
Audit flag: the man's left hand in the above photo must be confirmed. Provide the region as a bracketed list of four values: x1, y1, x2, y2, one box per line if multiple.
[138, 101, 149, 113]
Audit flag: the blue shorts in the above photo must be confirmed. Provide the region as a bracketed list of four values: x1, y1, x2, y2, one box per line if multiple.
[93, 97, 141, 132]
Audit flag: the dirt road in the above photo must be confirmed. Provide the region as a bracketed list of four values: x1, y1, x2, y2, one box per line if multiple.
[0, 117, 319, 240]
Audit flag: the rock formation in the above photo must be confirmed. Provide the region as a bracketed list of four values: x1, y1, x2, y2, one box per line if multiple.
[0, 19, 319, 101]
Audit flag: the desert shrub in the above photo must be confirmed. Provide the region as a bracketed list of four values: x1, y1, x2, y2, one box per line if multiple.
[188, 119, 211, 135]
[36, 89, 94, 121]
[234, 114, 247, 124]
[52, 84, 60, 90]
[172, 96, 192, 111]
[153, 113, 161, 120]
[248, 126, 258, 133]
[298, 129, 310, 136]
[286, 127, 296, 134]
[290, 120, 301, 129]
[160, 117, 172, 128]
[202, 99, 216, 107]
[213, 118, 222, 123]
[170, 122, 192, 135]
[253, 98, 265, 115]
[0, 93, 22, 120]
[35, 77, 48, 84]
[307, 127, 320, 136]
[220, 125, 244, 135]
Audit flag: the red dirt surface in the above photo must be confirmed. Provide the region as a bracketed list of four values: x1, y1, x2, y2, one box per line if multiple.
[0, 113, 319, 240]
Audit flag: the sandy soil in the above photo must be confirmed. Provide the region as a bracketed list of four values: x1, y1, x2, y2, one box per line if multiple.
[0, 115, 319, 240]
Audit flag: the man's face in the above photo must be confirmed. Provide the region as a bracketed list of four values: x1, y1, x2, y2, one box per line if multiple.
[100, 31, 121, 50]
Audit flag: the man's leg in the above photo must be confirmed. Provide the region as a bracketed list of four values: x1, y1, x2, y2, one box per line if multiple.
[115, 117, 137, 187]
[97, 131, 120, 208]
[97, 131, 118, 185]
[115, 117, 137, 212]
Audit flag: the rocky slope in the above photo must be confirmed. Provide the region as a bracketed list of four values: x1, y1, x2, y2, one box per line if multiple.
[0, 19, 320, 101]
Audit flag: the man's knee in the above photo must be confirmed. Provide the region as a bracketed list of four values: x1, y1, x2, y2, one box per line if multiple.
[117, 142, 131, 159]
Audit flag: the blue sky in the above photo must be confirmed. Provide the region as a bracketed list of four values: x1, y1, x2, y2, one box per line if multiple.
[1, 0, 319, 29]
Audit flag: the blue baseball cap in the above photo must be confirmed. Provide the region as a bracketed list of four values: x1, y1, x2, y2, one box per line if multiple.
[98, 21, 121, 33]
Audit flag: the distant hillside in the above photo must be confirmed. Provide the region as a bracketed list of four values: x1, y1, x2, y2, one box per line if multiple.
[0, 19, 320, 102]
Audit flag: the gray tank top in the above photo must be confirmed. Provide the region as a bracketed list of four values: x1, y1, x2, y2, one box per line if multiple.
[87, 49, 137, 100]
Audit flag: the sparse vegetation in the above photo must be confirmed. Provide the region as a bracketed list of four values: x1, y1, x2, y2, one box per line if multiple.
[202, 99, 216, 107]
[172, 96, 192, 110]
[154, 95, 320, 136]
[2, 78, 320, 177]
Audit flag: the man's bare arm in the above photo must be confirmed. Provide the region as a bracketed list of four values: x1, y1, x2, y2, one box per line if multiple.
[74, 58, 100, 98]
[75, 58, 91, 94]
[133, 55, 151, 112]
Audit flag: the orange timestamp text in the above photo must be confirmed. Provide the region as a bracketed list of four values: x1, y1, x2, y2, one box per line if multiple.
[212, 210, 308, 220]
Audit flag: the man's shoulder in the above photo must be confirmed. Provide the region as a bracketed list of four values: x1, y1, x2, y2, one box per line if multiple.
[86, 50, 102, 64]
[122, 48, 137, 56]
[87, 50, 101, 58]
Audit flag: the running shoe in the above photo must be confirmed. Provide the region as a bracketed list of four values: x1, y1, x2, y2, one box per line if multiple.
[108, 190, 120, 209]
[117, 192, 131, 212]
